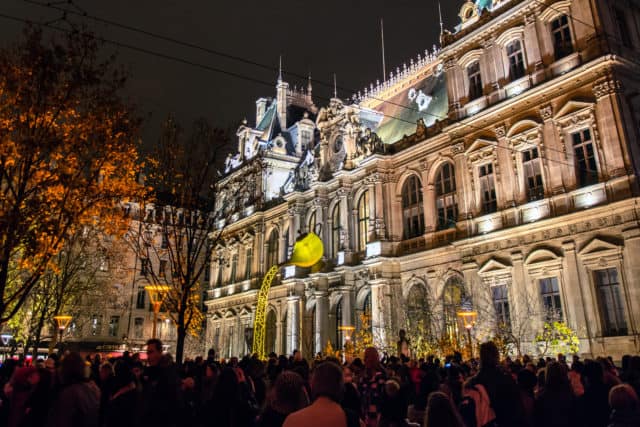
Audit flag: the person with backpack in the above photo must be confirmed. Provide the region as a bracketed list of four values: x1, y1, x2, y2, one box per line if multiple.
[459, 341, 525, 427]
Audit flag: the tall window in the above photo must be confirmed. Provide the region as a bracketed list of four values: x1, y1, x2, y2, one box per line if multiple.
[362, 292, 372, 333]
[216, 262, 223, 287]
[479, 163, 497, 214]
[230, 253, 238, 283]
[308, 211, 317, 234]
[407, 284, 430, 339]
[245, 247, 253, 280]
[159, 259, 168, 279]
[492, 285, 511, 330]
[335, 299, 343, 348]
[468, 61, 483, 101]
[435, 163, 458, 230]
[572, 129, 598, 187]
[506, 39, 525, 81]
[141, 258, 150, 276]
[523, 147, 544, 201]
[91, 314, 102, 336]
[161, 232, 169, 249]
[267, 230, 279, 269]
[134, 317, 144, 339]
[443, 278, 465, 344]
[540, 277, 563, 321]
[402, 176, 424, 239]
[594, 268, 628, 336]
[551, 15, 574, 60]
[614, 8, 632, 48]
[357, 191, 370, 252]
[108, 316, 120, 337]
[136, 287, 146, 309]
[332, 203, 341, 258]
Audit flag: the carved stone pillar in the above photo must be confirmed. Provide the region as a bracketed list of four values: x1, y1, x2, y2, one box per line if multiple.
[370, 281, 388, 349]
[539, 105, 565, 194]
[561, 241, 591, 353]
[286, 295, 300, 355]
[593, 78, 628, 179]
[314, 291, 329, 354]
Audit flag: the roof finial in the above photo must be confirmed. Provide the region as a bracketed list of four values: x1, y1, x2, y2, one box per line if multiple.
[333, 73, 337, 98]
[278, 54, 283, 83]
[381, 18, 387, 81]
[307, 71, 312, 93]
[438, 2, 444, 36]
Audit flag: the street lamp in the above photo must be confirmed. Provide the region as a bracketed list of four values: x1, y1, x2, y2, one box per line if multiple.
[457, 299, 477, 359]
[53, 315, 72, 352]
[1, 333, 12, 362]
[145, 285, 170, 339]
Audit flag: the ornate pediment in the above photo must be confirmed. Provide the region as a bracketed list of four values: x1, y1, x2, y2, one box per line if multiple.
[478, 257, 512, 275]
[239, 305, 253, 316]
[465, 137, 497, 155]
[524, 248, 562, 265]
[554, 99, 594, 120]
[578, 237, 621, 256]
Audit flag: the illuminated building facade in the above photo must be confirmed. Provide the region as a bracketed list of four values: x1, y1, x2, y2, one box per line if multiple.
[206, 0, 640, 359]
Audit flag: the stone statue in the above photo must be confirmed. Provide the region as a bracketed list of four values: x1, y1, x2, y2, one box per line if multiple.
[397, 329, 411, 359]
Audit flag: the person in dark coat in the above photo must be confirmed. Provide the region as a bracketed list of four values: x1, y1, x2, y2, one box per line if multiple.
[534, 362, 578, 427]
[47, 352, 100, 427]
[578, 360, 612, 427]
[139, 339, 180, 427]
[468, 341, 525, 427]
[103, 360, 139, 427]
[208, 367, 257, 427]
[607, 383, 640, 427]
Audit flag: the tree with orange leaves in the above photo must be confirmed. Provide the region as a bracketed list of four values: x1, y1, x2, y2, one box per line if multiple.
[0, 26, 145, 323]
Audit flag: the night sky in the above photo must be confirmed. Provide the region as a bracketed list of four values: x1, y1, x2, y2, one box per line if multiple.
[1, 0, 462, 145]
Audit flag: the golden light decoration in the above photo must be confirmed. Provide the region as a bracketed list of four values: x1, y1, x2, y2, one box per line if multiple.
[252, 231, 324, 359]
[145, 285, 170, 339]
[53, 315, 73, 331]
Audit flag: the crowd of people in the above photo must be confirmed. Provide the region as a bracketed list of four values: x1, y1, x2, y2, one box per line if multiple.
[1, 338, 640, 427]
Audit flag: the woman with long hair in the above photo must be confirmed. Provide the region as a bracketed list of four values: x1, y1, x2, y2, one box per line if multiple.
[258, 371, 309, 427]
[423, 392, 465, 427]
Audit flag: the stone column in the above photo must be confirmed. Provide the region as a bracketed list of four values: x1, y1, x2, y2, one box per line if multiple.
[561, 241, 591, 352]
[593, 79, 628, 180]
[314, 291, 329, 354]
[539, 105, 565, 195]
[286, 295, 300, 354]
[622, 227, 640, 351]
[452, 142, 472, 219]
[338, 287, 354, 348]
[370, 281, 387, 349]
[337, 188, 351, 258]
[495, 125, 517, 208]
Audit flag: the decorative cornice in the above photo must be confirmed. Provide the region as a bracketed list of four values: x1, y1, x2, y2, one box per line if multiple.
[593, 79, 623, 99]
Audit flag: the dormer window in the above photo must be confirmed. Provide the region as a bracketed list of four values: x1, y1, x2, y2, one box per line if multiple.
[467, 61, 483, 101]
[551, 15, 574, 60]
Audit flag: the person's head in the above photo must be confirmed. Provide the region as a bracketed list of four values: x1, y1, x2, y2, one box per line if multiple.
[99, 362, 113, 381]
[517, 368, 537, 394]
[310, 361, 343, 402]
[424, 391, 465, 427]
[146, 339, 163, 367]
[609, 383, 640, 413]
[364, 347, 379, 370]
[113, 360, 134, 389]
[479, 341, 499, 369]
[60, 352, 87, 385]
[270, 370, 309, 414]
[293, 349, 302, 362]
[583, 360, 604, 387]
[544, 361, 570, 392]
[385, 378, 401, 398]
[343, 365, 354, 383]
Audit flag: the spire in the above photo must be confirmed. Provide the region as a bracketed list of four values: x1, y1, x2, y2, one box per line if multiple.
[438, 2, 444, 36]
[333, 73, 337, 98]
[307, 72, 313, 94]
[381, 18, 387, 81]
[278, 55, 283, 83]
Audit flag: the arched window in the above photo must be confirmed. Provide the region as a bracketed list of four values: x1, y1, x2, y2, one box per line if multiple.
[308, 211, 316, 234]
[435, 163, 458, 230]
[265, 310, 277, 355]
[331, 203, 341, 259]
[506, 39, 525, 81]
[551, 14, 573, 60]
[335, 298, 343, 348]
[361, 292, 372, 333]
[406, 284, 430, 333]
[267, 229, 279, 269]
[402, 176, 424, 239]
[467, 61, 483, 101]
[357, 191, 370, 252]
[443, 277, 466, 345]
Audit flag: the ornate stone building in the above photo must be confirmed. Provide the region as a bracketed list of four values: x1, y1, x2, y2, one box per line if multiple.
[205, 0, 640, 360]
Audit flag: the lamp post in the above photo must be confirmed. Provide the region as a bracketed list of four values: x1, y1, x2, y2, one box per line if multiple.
[457, 299, 477, 359]
[53, 315, 72, 353]
[145, 285, 170, 339]
[1, 333, 12, 362]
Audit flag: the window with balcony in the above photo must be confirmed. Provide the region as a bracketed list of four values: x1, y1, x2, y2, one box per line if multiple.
[402, 176, 424, 239]
[506, 39, 526, 81]
[479, 163, 497, 214]
[540, 277, 563, 321]
[594, 268, 628, 336]
[435, 163, 458, 230]
[468, 61, 483, 101]
[357, 191, 370, 252]
[572, 129, 598, 187]
[523, 147, 544, 201]
[551, 15, 574, 60]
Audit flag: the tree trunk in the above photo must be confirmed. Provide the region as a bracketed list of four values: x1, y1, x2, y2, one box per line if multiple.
[176, 325, 186, 365]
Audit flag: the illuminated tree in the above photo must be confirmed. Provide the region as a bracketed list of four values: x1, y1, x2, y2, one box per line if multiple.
[0, 26, 144, 323]
[535, 321, 580, 357]
[127, 117, 229, 364]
